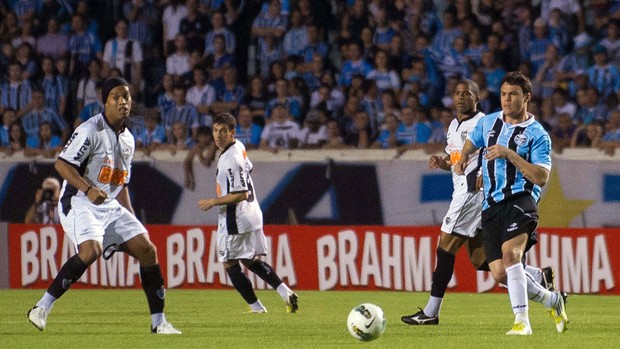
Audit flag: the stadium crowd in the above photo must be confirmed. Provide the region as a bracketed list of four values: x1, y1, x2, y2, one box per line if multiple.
[0, 0, 619, 159]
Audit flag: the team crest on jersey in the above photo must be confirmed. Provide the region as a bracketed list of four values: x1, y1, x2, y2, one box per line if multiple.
[514, 134, 527, 146]
[460, 130, 468, 142]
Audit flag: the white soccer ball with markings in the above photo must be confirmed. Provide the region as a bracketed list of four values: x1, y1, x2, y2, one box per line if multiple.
[347, 303, 386, 341]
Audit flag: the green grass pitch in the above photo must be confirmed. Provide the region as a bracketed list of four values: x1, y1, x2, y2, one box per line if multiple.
[1, 289, 618, 348]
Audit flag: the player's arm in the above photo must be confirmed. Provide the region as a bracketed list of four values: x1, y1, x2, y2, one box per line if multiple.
[454, 140, 478, 175]
[485, 145, 550, 186]
[198, 191, 249, 211]
[116, 186, 135, 215]
[429, 154, 451, 171]
[54, 159, 107, 205]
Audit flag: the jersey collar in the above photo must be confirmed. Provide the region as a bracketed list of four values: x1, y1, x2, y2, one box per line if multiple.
[102, 112, 127, 134]
[498, 111, 536, 128]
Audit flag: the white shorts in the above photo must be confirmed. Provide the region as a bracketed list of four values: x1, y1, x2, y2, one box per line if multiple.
[216, 228, 268, 262]
[59, 200, 147, 251]
[440, 191, 483, 238]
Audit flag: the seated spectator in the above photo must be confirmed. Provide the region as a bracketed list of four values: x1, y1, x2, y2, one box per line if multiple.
[211, 66, 245, 114]
[257, 36, 283, 79]
[297, 110, 327, 149]
[551, 112, 577, 153]
[157, 73, 176, 116]
[0, 108, 17, 147]
[204, 11, 235, 55]
[179, 0, 209, 53]
[525, 18, 553, 76]
[396, 106, 432, 154]
[480, 50, 506, 97]
[161, 121, 192, 155]
[343, 110, 374, 149]
[186, 67, 217, 126]
[12, 17, 36, 49]
[136, 112, 166, 156]
[533, 44, 561, 99]
[0, 61, 33, 117]
[598, 20, 620, 67]
[235, 105, 263, 149]
[183, 125, 216, 190]
[245, 75, 268, 126]
[68, 14, 103, 79]
[302, 53, 327, 91]
[300, 23, 329, 70]
[556, 32, 593, 91]
[282, 8, 308, 57]
[570, 122, 603, 148]
[24, 121, 62, 158]
[323, 120, 346, 149]
[162, 0, 188, 55]
[162, 84, 200, 141]
[204, 34, 234, 80]
[338, 41, 373, 87]
[259, 103, 300, 152]
[75, 82, 103, 128]
[266, 78, 301, 122]
[38, 56, 67, 117]
[2, 121, 26, 156]
[574, 86, 609, 125]
[587, 45, 620, 99]
[372, 112, 402, 149]
[76, 59, 103, 114]
[600, 110, 620, 155]
[15, 42, 38, 81]
[21, 90, 69, 143]
[251, 0, 287, 69]
[551, 88, 577, 119]
[102, 18, 144, 88]
[367, 49, 401, 94]
[166, 33, 191, 81]
[372, 9, 396, 51]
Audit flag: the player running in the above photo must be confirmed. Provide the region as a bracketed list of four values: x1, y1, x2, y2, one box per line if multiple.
[401, 79, 558, 327]
[27, 77, 181, 334]
[198, 112, 298, 314]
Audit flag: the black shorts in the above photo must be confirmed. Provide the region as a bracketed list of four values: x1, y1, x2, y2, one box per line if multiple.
[481, 194, 539, 263]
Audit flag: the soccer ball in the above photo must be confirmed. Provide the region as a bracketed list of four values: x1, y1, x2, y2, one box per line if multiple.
[346, 303, 386, 341]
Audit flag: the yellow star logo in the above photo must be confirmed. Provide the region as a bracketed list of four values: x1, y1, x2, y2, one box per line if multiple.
[539, 168, 595, 227]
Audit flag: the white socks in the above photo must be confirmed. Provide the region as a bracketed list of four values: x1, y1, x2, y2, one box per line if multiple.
[36, 292, 57, 310]
[151, 312, 166, 328]
[423, 296, 443, 318]
[276, 283, 292, 300]
[525, 271, 558, 308]
[524, 265, 543, 284]
[506, 263, 529, 324]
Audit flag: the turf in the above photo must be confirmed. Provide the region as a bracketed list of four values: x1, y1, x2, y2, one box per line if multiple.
[1, 289, 617, 348]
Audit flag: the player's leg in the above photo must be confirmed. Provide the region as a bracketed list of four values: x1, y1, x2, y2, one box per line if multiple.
[224, 259, 266, 313]
[500, 233, 532, 335]
[242, 228, 298, 313]
[28, 207, 103, 331]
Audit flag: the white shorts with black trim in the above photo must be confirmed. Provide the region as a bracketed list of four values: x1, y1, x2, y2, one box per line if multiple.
[216, 228, 268, 262]
[440, 191, 483, 238]
[59, 200, 147, 251]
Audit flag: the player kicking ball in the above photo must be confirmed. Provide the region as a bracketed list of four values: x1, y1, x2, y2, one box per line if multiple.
[27, 77, 181, 334]
[401, 80, 565, 333]
[198, 112, 299, 314]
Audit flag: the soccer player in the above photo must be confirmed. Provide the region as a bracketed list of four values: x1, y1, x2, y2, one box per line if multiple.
[198, 112, 299, 314]
[454, 72, 568, 335]
[401, 79, 555, 326]
[27, 77, 181, 335]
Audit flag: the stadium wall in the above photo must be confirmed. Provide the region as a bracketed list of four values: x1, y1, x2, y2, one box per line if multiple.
[2, 224, 617, 294]
[1, 148, 620, 228]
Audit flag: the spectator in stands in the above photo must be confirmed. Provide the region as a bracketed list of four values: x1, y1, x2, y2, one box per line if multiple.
[245, 75, 268, 126]
[266, 78, 300, 122]
[12, 18, 36, 49]
[2, 121, 26, 156]
[183, 125, 216, 190]
[533, 44, 561, 99]
[186, 67, 217, 126]
[259, 103, 299, 152]
[162, 121, 192, 155]
[368, 49, 401, 94]
[570, 122, 603, 148]
[204, 34, 234, 80]
[0, 11, 20, 43]
[205, 11, 235, 56]
[387, 33, 410, 74]
[235, 105, 262, 149]
[438, 35, 471, 81]
[297, 109, 327, 149]
[11, 0, 36, 25]
[375, 89, 400, 130]
[343, 110, 374, 149]
[163, 84, 200, 141]
[24, 176, 61, 225]
[302, 53, 326, 91]
[430, 10, 463, 58]
[480, 50, 506, 97]
[540, 0, 585, 35]
[211, 65, 245, 114]
[15, 42, 37, 81]
[323, 120, 346, 149]
[373, 8, 396, 52]
[162, 0, 188, 55]
[0, 108, 17, 148]
[600, 110, 620, 155]
[301, 23, 329, 69]
[372, 111, 402, 149]
[252, 0, 288, 69]
[552, 88, 577, 119]
[123, 0, 159, 49]
[310, 75, 345, 119]
[76, 59, 103, 114]
[396, 106, 432, 153]
[574, 86, 610, 125]
[587, 45, 620, 99]
[283, 8, 308, 58]
[598, 20, 620, 67]
[75, 82, 103, 128]
[179, 0, 210, 53]
[464, 26, 487, 68]
[24, 121, 62, 158]
[551, 112, 577, 153]
[556, 32, 593, 92]
[547, 8, 570, 55]
[21, 89, 69, 143]
[157, 73, 176, 116]
[0, 61, 33, 117]
[136, 112, 166, 156]
[68, 14, 103, 79]
[166, 33, 192, 81]
[338, 41, 373, 87]
[102, 19, 144, 89]
[38, 56, 67, 117]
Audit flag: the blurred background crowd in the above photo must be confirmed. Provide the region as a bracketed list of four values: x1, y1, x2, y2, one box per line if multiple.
[0, 0, 619, 159]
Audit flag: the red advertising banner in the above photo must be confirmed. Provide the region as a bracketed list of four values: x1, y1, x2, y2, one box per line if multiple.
[7, 224, 618, 294]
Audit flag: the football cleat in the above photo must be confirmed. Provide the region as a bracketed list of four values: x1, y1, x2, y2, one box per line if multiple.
[541, 266, 556, 290]
[285, 291, 299, 313]
[151, 321, 182, 334]
[505, 322, 532, 335]
[549, 291, 569, 333]
[27, 306, 48, 331]
[401, 308, 439, 325]
[248, 306, 267, 313]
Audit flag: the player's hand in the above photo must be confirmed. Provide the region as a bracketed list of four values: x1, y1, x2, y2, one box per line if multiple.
[475, 173, 483, 191]
[87, 187, 108, 205]
[453, 159, 467, 175]
[198, 198, 216, 211]
[428, 155, 443, 169]
[484, 145, 511, 161]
